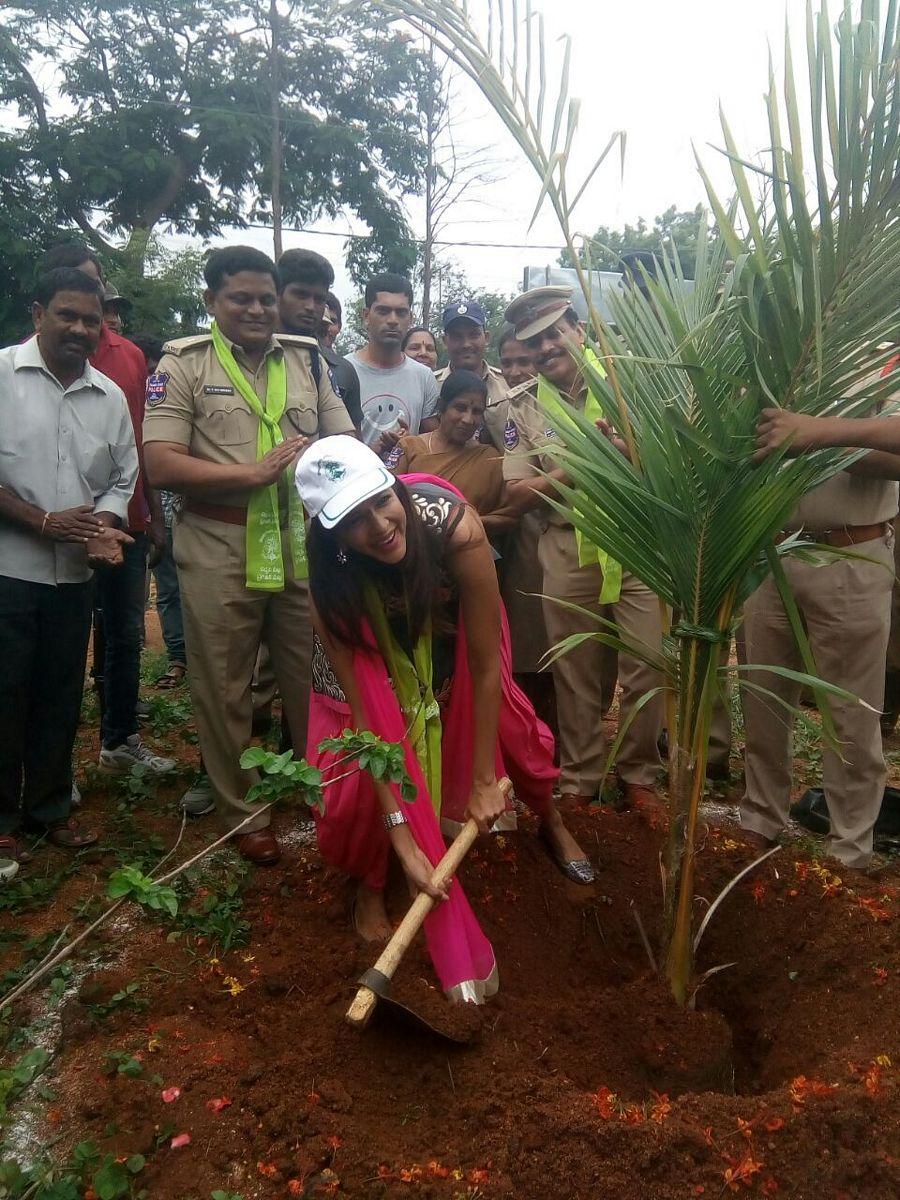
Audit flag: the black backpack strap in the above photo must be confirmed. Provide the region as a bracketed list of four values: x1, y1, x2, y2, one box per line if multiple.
[309, 345, 321, 389]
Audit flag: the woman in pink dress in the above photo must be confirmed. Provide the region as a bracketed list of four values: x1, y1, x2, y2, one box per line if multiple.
[295, 436, 593, 1002]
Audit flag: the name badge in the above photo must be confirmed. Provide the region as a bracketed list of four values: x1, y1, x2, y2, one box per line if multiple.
[203, 385, 235, 396]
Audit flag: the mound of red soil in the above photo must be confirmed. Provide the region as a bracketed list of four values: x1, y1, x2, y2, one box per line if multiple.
[22, 806, 900, 1198]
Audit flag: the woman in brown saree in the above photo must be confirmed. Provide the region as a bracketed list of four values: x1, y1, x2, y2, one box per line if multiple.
[386, 370, 511, 534]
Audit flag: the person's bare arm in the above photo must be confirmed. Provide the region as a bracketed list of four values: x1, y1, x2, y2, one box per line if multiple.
[444, 506, 507, 833]
[144, 439, 307, 495]
[844, 451, 900, 478]
[0, 487, 130, 566]
[504, 468, 570, 516]
[754, 409, 900, 460]
[310, 601, 447, 900]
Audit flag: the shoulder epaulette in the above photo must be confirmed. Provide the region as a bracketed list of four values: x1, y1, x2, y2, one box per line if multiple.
[276, 333, 321, 352]
[507, 377, 539, 400]
[160, 334, 213, 356]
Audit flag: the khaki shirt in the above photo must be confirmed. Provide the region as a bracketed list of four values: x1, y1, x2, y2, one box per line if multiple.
[502, 378, 584, 527]
[788, 367, 899, 530]
[142, 332, 353, 507]
[435, 360, 510, 451]
[788, 472, 898, 530]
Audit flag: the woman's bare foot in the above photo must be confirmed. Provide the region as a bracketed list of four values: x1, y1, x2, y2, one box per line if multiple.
[353, 883, 392, 942]
[540, 806, 588, 864]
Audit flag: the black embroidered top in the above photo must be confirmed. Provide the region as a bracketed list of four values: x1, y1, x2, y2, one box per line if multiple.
[311, 481, 465, 702]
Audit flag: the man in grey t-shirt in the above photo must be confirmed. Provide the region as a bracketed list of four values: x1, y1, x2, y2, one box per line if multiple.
[346, 273, 439, 455]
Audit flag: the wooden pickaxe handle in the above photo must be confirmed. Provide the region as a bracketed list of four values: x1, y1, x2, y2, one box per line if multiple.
[345, 777, 512, 1028]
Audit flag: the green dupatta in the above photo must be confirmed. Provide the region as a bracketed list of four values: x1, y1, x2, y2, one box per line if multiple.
[363, 581, 443, 816]
[210, 321, 307, 589]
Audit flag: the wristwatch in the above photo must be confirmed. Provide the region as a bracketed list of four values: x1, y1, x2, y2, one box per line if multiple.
[383, 810, 409, 831]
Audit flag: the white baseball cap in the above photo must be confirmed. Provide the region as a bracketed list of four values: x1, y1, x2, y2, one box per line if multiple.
[295, 435, 395, 529]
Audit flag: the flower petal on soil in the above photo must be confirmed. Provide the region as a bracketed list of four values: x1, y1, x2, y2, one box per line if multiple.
[206, 1096, 232, 1114]
[161, 1086, 181, 1103]
[170, 1133, 191, 1149]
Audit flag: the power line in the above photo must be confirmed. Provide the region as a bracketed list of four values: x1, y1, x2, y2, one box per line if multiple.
[245, 221, 566, 253]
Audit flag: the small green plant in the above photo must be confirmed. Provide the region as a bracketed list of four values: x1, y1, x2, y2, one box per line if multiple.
[102, 1049, 144, 1078]
[0, 866, 76, 915]
[0, 1141, 148, 1200]
[92, 1152, 146, 1199]
[211, 1192, 244, 1200]
[140, 648, 168, 685]
[116, 764, 158, 805]
[173, 860, 251, 951]
[240, 747, 325, 810]
[89, 982, 148, 1023]
[0, 1046, 49, 1122]
[107, 866, 178, 918]
[319, 730, 417, 801]
[146, 694, 193, 737]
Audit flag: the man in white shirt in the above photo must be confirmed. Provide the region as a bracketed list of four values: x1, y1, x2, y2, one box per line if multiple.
[346, 273, 439, 456]
[0, 268, 137, 863]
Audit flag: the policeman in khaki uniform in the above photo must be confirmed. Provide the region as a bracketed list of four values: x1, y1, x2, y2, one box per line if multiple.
[744, 378, 900, 869]
[502, 286, 664, 811]
[143, 246, 354, 865]
[435, 299, 510, 450]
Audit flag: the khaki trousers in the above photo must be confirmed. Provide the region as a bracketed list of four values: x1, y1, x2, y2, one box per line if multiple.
[174, 513, 312, 833]
[501, 511, 548, 675]
[539, 523, 663, 794]
[740, 533, 894, 867]
[707, 624, 746, 771]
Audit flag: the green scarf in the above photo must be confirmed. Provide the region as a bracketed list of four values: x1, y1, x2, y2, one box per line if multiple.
[210, 321, 307, 589]
[364, 581, 443, 817]
[538, 347, 623, 604]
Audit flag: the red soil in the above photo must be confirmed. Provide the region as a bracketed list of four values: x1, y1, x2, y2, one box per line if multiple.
[15, 802, 899, 1200]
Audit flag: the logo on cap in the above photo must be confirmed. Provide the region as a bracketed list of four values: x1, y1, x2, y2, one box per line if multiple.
[457, 304, 468, 315]
[316, 458, 347, 482]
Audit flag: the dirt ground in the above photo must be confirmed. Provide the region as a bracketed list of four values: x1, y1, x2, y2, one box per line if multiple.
[1, 610, 898, 1199]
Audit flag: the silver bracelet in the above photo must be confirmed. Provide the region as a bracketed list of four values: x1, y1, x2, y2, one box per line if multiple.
[383, 810, 409, 831]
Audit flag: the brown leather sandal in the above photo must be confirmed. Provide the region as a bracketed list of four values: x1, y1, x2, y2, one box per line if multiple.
[155, 662, 187, 689]
[0, 835, 31, 864]
[44, 817, 99, 849]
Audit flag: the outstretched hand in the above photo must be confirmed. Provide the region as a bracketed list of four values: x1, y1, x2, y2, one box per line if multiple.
[86, 527, 135, 568]
[754, 409, 827, 462]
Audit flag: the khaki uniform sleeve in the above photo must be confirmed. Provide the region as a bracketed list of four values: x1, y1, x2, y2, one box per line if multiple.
[316, 358, 355, 437]
[142, 353, 195, 446]
[503, 392, 543, 481]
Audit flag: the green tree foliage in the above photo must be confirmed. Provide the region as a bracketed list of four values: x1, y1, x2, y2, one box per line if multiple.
[0, 0, 430, 286]
[559, 204, 713, 278]
[107, 240, 207, 339]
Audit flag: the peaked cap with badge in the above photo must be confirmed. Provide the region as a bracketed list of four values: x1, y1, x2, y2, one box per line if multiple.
[505, 285, 576, 341]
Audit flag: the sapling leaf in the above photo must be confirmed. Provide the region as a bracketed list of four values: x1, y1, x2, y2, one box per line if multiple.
[239, 747, 269, 768]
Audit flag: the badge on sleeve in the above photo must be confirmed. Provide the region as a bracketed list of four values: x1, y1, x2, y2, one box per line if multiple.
[503, 417, 520, 450]
[146, 372, 169, 407]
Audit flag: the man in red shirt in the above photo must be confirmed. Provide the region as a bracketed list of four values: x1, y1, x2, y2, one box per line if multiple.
[40, 244, 172, 778]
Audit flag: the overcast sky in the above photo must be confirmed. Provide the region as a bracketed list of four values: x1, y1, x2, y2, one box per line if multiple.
[254, 0, 813, 308]
[10, 0, 816, 308]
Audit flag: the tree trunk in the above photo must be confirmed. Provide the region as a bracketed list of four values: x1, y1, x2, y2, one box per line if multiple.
[661, 616, 732, 1006]
[269, 0, 283, 260]
[420, 40, 436, 326]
